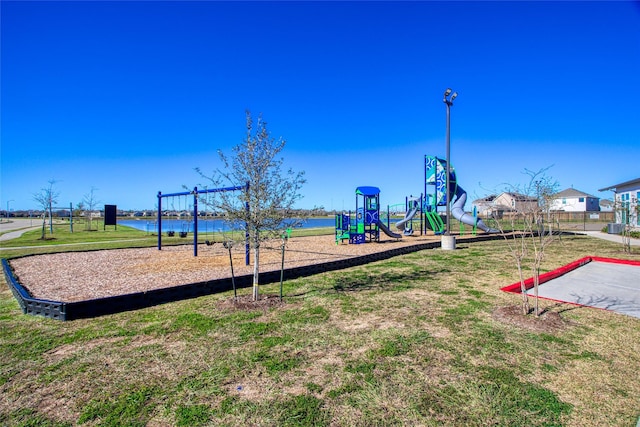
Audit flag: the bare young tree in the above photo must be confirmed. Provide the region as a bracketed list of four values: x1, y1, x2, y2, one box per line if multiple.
[614, 194, 639, 254]
[489, 167, 559, 316]
[529, 170, 560, 316]
[82, 187, 101, 231]
[197, 111, 307, 301]
[33, 179, 59, 239]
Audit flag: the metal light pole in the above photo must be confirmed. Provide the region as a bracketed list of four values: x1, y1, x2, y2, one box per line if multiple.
[443, 88, 457, 236]
[6, 200, 14, 220]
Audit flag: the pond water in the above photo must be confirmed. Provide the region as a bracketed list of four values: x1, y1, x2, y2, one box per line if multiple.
[118, 216, 402, 233]
[118, 217, 337, 233]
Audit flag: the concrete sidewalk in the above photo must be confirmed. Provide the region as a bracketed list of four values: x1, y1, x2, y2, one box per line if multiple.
[0, 219, 152, 250]
[0, 219, 42, 242]
[575, 230, 640, 246]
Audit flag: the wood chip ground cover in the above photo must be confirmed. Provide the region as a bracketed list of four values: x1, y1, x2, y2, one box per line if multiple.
[9, 234, 445, 302]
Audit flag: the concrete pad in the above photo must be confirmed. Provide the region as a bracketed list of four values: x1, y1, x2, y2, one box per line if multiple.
[525, 260, 640, 319]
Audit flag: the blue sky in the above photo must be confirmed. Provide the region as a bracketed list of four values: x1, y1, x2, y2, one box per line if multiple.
[2, 1, 639, 212]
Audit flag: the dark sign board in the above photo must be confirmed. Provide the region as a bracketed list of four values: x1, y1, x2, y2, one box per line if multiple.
[104, 204, 117, 229]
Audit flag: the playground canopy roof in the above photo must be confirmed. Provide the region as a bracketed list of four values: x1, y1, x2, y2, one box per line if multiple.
[356, 186, 380, 196]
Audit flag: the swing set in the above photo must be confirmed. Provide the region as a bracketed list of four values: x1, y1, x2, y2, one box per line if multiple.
[165, 195, 190, 237]
[157, 183, 250, 264]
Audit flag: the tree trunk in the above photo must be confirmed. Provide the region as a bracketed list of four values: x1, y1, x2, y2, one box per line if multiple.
[40, 217, 46, 240]
[518, 265, 530, 315]
[252, 243, 260, 301]
[48, 202, 54, 234]
[533, 272, 540, 316]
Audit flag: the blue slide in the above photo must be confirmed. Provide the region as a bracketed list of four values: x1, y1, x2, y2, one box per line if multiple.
[376, 220, 402, 239]
[451, 186, 499, 233]
[395, 204, 420, 235]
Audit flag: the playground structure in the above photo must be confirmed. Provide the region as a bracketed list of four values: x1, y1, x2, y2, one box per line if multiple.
[157, 184, 250, 264]
[424, 155, 497, 234]
[394, 197, 421, 235]
[336, 156, 497, 244]
[335, 186, 402, 244]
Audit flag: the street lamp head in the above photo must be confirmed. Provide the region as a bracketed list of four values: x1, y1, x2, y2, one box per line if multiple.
[443, 88, 457, 105]
[443, 88, 452, 102]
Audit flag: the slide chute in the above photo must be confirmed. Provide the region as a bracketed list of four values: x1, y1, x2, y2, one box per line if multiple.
[451, 186, 499, 233]
[395, 202, 420, 235]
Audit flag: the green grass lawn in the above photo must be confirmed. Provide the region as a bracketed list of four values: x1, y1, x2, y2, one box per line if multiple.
[1, 229, 639, 426]
[0, 220, 334, 259]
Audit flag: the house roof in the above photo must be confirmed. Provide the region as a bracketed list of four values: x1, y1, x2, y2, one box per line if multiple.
[553, 188, 598, 199]
[598, 177, 640, 192]
[472, 195, 497, 203]
[499, 192, 537, 201]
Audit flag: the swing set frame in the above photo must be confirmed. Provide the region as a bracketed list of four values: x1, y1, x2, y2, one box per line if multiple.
[157, 183, 250, 264]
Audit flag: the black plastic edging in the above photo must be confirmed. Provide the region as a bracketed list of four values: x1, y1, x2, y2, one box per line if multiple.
[2, 233, 505, 321]
[2, 258, 67, 320]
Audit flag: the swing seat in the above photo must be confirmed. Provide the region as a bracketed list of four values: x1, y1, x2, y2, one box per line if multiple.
[205, 240, 215, 246]
[167, 231, 175, 237]
[179, 231, 188, 238]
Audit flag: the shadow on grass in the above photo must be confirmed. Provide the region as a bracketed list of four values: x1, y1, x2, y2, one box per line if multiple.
[330, 267, 451, 293]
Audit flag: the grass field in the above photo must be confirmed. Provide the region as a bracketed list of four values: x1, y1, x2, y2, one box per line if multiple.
[1, 224, 639, 426]
[0, 220, 333, 259]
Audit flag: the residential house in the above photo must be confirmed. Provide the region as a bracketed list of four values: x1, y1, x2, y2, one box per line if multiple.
[473, 192, 538, 218]
[550, 188, 600, 212]
[472, 194, 497, 217]
[599, 199, 614, 212]
[599, 177, 640, 228]
[492, 192, 538, 214]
